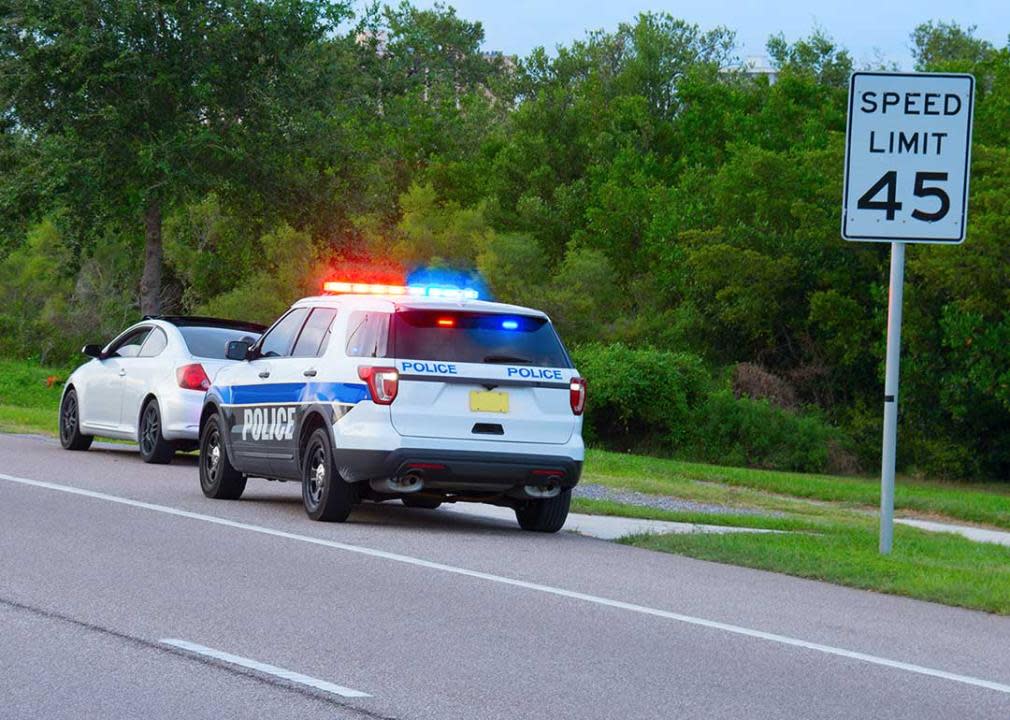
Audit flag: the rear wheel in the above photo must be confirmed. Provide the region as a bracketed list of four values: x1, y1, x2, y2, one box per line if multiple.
[302, 428, 356, 522]
[138, 400, 175, 464]
[59, 388, 93, 451]
[401, 495, 442, 510]
[515, 488, 571, 533]
[199, 414, 246, 500]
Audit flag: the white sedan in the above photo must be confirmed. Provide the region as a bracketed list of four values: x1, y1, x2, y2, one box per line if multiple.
[59, 316, 265, 463]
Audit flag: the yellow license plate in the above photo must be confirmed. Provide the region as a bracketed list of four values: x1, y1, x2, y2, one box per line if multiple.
[469, 390, 509, 413]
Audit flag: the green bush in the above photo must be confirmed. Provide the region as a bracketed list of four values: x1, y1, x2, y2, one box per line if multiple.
[684, 390, 835, 472]
[571, 343, 709, 448]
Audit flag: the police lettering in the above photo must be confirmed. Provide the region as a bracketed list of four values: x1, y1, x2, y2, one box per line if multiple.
[506, 367, 564, 380]
[242, 406, 296, 441]
[401, 361, 458, 374]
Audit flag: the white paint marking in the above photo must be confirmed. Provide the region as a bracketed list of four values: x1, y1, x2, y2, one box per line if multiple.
[161, 638, 370, 698]
[3, 471, 1010, 696]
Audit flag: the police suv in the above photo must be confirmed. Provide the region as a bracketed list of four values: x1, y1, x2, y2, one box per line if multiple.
[198, 281, 586, 532]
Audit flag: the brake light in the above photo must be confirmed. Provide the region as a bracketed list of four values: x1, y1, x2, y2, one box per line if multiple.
[358, 366, 399, 405]
[569, 377, 587, 415]
[177, 363, 211, 391]
[436, 317, 455, 327]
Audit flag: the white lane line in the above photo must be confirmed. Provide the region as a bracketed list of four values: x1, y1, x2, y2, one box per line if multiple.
[3, 471, 1009, 696]
[161, 638, 370, 698]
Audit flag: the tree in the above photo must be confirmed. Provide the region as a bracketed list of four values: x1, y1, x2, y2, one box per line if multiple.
[911, 21, 995, 70]
[0, 0, 348, 313]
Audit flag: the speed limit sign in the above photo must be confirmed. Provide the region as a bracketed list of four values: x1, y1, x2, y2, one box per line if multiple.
[842, 71, 975, 557]
[842, 72, 974, 243]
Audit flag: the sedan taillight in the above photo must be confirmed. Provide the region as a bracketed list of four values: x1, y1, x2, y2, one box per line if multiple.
[358, 366, 399, 405]
[570, 377, 587, 415]
[177, 363, 211, 391]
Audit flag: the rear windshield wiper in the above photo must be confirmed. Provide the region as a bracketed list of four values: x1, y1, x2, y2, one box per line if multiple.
[484, 354, 532, 364]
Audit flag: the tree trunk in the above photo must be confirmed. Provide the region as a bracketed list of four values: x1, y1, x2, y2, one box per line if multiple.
[140, 199, 163, 316]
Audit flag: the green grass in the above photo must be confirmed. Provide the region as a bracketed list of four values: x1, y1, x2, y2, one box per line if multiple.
[0, 358, 68, 435]
[584, 448, 1010, 530]
[570, 497, 820, 532]
[623, 521, 1010, 615]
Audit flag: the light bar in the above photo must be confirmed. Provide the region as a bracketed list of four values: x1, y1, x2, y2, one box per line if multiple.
[323, 280, 478, 300]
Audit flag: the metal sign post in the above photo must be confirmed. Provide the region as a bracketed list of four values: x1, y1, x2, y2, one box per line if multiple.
[879, 241, 904, 554]
[842, 72, 974, 554]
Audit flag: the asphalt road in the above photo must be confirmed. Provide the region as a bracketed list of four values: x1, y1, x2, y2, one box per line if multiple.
[2, 432, 1010, 719]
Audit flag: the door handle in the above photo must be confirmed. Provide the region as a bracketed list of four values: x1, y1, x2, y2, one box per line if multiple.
[258, 371, 270, 379]
[303, 369, 317, 377]
[118, 369, 127, 376]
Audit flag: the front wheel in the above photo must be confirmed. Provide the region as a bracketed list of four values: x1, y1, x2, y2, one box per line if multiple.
[302, 428, 356, 522]
[199, 414, 246, 500]
[515, 489, 571, 533]
[139, 400, 175, 464]
[59, 388, 93, 451]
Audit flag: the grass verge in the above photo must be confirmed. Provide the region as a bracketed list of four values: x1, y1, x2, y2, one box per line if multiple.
[0, 358, 68, 436]
[623, 521, 1010, 615]
[570, 497, 819, 532]
[584, 448, 1010, 530]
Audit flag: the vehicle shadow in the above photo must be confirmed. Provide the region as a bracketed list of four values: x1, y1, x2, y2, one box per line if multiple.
[239, 490, 523, 535]
[88, 442, 201, 467]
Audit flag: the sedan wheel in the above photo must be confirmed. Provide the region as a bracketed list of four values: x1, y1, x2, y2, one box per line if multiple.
[59, 388, 93, 451]
[138, 401, 175, 464]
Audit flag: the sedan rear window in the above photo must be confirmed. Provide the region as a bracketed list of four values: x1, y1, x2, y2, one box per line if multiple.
[392, 311, 571, 367]
[180, 326, 261, 359]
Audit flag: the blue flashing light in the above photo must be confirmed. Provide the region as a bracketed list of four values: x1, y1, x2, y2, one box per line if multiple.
[501, 320, 519, 330]
[417, 285, 480, 300]
[405, 267, 488, 301]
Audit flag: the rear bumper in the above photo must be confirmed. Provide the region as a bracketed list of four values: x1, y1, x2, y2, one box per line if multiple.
[160, 389, 204, 441]
[333, 447, 582, 491]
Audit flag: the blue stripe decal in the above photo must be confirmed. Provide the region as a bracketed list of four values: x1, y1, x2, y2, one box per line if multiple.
[215, 382, 369, 406]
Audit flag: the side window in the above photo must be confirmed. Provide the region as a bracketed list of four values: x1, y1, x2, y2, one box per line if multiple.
[345, 312, 390, 358]
[108, 327, 151, 358]
[258, 308, 309, 358]
[292, 308, 337, 358]
[138, 327, 168, 358]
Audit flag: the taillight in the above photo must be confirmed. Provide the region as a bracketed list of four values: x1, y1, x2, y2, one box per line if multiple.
[358, 366, 399, 405]
[569, 377, 587, 415]
[177, 363, 211, 391]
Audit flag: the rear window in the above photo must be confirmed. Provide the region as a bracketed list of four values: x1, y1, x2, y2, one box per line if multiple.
[180, 326, 262, 359]
[392, 311, 571, 367]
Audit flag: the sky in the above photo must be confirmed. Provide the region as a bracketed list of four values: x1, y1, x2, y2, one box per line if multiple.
[404, 0, 1009, 70]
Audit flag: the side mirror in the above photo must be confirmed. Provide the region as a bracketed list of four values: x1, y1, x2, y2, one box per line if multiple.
[225, 340, 252, 361]
[82, 344, 103, 359]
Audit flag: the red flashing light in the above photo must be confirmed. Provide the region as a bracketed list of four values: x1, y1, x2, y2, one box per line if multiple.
[177, 363, 211, 391]
[323, 281, 407, 296]
[323, 279, 479, 300]
[436, 317, 456, 327]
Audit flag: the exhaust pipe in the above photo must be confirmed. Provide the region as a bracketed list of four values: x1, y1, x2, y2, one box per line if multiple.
[369, 471, 424, 495]
[524, 482, 561, 499]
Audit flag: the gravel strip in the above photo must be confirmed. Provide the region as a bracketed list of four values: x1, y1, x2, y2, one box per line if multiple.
[574, 483, 773, 517]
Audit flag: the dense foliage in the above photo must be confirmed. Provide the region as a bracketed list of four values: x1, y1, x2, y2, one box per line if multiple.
[1, 4, 1008, 478]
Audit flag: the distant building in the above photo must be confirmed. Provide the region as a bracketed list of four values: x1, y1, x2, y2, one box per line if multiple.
[741, 55, 779, 85]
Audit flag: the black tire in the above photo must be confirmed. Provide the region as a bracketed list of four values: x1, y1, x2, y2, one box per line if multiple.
[401, 495, 442, 510]
[59, 388, 93, 451]
[302, 428, 356, 522]
[138, 400, 175, 464]
[199, 414, 246, 500]
[514, 489, 571, 533]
